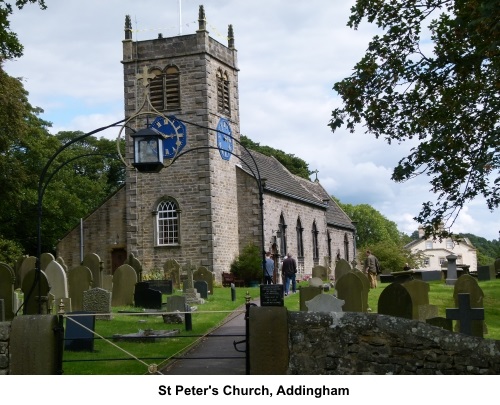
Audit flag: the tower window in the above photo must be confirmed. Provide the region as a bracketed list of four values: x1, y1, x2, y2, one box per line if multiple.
[217, 69, 230, 115]
[150, 66, 180, 111]
[156, 199, 180, 245]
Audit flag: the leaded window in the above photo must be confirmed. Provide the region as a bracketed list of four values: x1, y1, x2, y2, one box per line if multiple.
[157, 199, 179, 245]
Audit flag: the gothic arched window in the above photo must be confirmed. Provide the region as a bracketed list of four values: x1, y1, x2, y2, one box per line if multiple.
[217, 68, 230, 115]
[150, 65, 180, 111]
[278, 214, 287, 257]
[296, 218, 304, 258]
[156, 199, 180, 245]
[312, 221, 319, 265]
[343, 233, 350, 262]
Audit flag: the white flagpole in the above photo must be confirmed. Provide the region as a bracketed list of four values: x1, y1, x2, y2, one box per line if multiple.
[178, 0, 182, 35]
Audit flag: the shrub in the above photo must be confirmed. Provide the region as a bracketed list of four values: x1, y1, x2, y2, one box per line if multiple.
[230, 243, 263, 285]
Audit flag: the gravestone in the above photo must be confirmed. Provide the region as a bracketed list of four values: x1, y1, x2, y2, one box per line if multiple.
[146, 279, 173, 295]
[45, 260, 68, 303]
[335, 272, 364, 312]
[306, 294, 345, 313]
[82, 253, 102, 289]
[193, 266, 214, 295]
[166, 295, 187, 314]
[125, 253, 143, 283]
[183, 264, 204, 304]
[65, 311, 96, 351]
[352, 269, 370, 312]
[67, 265, 93, 311]
[477, 265, 495, 281]
[13, 289, 23, 315]
[311, 265, 328, 281]
[378, 282, 413, 319]
[446, 293, 484, 337]
[0, 262, 15, 320]
[299, 286, 322, 311]
[260, 284, 284, 307]
[402, 279, 436, 320]
[17, 256, 36, 289]
[21, 269, 51, 315]
[164, 259, 181, 289]
[426, 317, 453, 332]
[308, 277, 323, 287]
[40, 253, 55, 271]
[334, 259, 351, 282]
[194, 280, 209, 299]
[452, 274, 485, 337]
[134, 282, 163, 309]
[83, 287, 112, 320]
[56, 256, 68, 273]
[102, 274, 113, 291]
[112, 264, 137, 306]
[445, 254, 458, 285]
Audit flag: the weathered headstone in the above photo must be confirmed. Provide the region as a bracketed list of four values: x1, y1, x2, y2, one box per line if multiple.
[299, 286, 322, 311]
[335, 272, 364, 312]
[334, 259, 351, 282]
[260, 284, 284, 307]
[166, 295, 187, 314]
[45, 260, 68, 303]
[352, 269, 370, 312]
[21, 269, 51, 315]
[83, 287, 112, 320]
[446, 293, 484, 337]
[477, 265, 495, 281]
[378, 282, 413, 319]
[311, 265, 328, 281]
[112, 264, 137, 306]
[125, 253, 143, 283]
[402, 279, 435, 320]
[194, 280, 209, 299]
[67, 265, 93, 311]
[452, 274, 485, 337]
[193, 266, 214, 295]
[164, 259, 181, 289]
[102, 274, 113, 291]
[65, 311, 96, 351]
[56, 256, 68, 273]
[17, 256, 36, 290]
[40, 253, 55, 271]
[308, 277, 323, 287]
[134, 282, 162, 309]
[306, 294, 345, 313]
[82, 253, 102, 289]
[0, 262, 15, 320]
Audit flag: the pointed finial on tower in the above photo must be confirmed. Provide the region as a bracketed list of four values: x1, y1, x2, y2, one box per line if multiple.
[124, 15, 132, 40]
[228, 24, 235, 49]
[197, 5, 207, 32]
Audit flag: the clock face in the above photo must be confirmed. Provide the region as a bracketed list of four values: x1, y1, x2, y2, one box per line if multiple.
[216, 118, 233, 161]
[150, 116, 187, 159]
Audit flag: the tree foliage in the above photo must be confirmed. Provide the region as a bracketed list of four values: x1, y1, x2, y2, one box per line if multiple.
[330, 0, 499, 238]
[240, 135, 311, 179]
[459, 232, 500, 265]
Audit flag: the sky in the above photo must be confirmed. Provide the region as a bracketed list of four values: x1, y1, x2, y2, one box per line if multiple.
[4, 0, 499, 242]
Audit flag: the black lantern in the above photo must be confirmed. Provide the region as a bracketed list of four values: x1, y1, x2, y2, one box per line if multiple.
[131, 127, 165, 173]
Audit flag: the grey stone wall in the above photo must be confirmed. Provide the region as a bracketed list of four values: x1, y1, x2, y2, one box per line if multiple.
[287, 311, 500, 374]
[0, 322, 9, 375]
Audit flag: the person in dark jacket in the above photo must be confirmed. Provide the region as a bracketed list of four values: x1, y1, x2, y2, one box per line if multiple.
[281, 252, 297, 295]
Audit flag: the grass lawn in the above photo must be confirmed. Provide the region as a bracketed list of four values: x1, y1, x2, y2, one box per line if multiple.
[62, 278, 500, 375]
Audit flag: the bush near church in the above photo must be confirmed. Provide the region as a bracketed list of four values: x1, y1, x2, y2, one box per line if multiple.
[230, 243, 262, 286]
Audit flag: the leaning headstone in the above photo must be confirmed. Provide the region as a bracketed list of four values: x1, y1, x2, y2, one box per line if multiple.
[334, 259, 351, 282]
[83, 287, 112, 320]
[306, 294, 345, 313]
[40, 253, 55, 271]
[21, 269, 51, 315]
[194, 280, 209, 299]
[164, 259, 181, 289]
[67, 265, 93, 311]
[125, 253, 143, 283]
[193, 266, 214, 295]
[82, 253, 102, 289]
[378, 282, 413, 320]
[17, 256, 36, 289]
[299, 286, 322, 311]
[0, 262, 15, 320]
[65, 311, 96, 351]
[45, 260, 68, 303]
[453, 274, 485, 337]
[335, 272, 364, 312]
[112, 264, 137, 306]
[134, 282, 162, 309]
[311, 265, 328, 281]
[308, 277, 323, 287]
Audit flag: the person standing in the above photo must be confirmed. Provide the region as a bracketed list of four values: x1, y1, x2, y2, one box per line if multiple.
[263, 251, 274, 284]
[281, 252, 297, 295]
[364, 250, 379, 289]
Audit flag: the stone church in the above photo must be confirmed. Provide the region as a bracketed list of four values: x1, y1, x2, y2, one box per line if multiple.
[56, 6, 356, 283]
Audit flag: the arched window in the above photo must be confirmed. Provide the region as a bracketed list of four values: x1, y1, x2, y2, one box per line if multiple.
[150, 65, 180, 111]
[278, 214, 287, 257]
[156, 199, 180, 245]
[327, 231, 332, 265]
[312, 221, 319, 265]
[343, 233, 350, 262]
[217, 68, 230, 115]
[296, 218, 304, 258]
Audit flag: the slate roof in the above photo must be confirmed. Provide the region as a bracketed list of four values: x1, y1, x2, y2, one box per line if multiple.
[239, 149, 355, 230]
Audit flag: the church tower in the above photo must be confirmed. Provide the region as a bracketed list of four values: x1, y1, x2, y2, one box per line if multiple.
[121, 6, 241, 276]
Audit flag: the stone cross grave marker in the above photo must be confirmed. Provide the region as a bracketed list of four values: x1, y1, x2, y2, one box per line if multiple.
[446, 293, 484, 337]
[306, 294, 345, 313]
[67, 265, 93, 311]
[0, 262, 15, 320]
[83, 287, 112, 320]
[112, 264, 137, 306]
[82, 253, 102, 289]
[453, 274, 485, 337]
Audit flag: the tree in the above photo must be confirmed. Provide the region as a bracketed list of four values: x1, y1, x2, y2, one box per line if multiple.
[329, 0, 499, 238]
[0, 0, 46, 59]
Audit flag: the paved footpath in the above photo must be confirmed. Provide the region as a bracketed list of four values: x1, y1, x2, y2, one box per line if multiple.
[160, 305, 249, 375]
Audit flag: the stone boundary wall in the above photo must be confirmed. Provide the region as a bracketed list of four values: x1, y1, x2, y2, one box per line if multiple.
[0, 322, 9, 375]
[287, 311, 500, 374]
